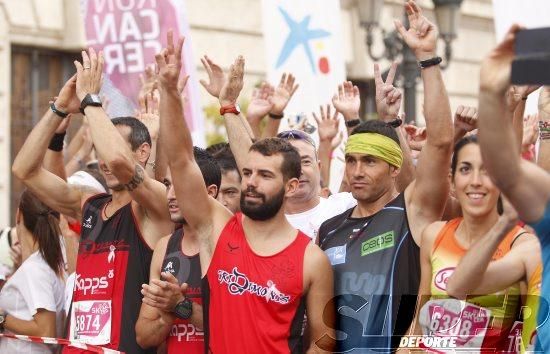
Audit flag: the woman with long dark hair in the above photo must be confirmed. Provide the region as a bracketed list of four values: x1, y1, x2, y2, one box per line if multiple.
[413, 135, 540, 352]
[0, 190, 66, 353]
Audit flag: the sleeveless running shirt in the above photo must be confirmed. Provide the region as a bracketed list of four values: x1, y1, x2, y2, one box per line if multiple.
[420, 218, 521, 353]
[203, 213, 310, 354]
[64, 194, 154, 354]
[161, 228, 203, 354]
[318, 193, 420, 352]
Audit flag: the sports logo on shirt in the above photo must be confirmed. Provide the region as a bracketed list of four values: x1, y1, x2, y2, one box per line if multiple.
[325, 245, 347, 265]
[217, 267, 290, 304]
[83, 215, 94, 229]
[434, 267, 455, 291]
[162, 257, 180, 276]
[361, 231, 395, 256]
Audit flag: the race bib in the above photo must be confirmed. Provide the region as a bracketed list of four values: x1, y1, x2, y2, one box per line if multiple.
[69, 300, 112, 345]
[419, 298, 491, 353]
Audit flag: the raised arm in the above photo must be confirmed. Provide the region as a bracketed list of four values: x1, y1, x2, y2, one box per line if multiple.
[262, 73, 299, 138]
[157, 32, 231, 259]
[43, 116, 71, 180]
[373, 62, 415, 192]
[477, 25, 550, 223]
[395, 1, 453, 241]
[314, 104, 342, 189]
[74, 49, 171, 237]
[332, 81, 361, 136]
[453, 105, 478, 144]
[12, 76, 92, 219]
[246, 82, 274, 138]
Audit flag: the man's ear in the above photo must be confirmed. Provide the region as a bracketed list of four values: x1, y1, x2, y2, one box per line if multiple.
[136, 142, 151, 165]
[206, 184, 219, 198]
[15, 208, 21, 225]
[390, 165, 401, 178]
[284, 177, 300, 198]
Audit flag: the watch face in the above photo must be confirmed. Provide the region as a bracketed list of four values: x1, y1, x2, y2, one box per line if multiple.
[174, 299, 193, 320]
[90, 94, 102, 104]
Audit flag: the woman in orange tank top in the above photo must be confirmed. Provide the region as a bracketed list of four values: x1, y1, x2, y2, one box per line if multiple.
[408, 135, 539, 353]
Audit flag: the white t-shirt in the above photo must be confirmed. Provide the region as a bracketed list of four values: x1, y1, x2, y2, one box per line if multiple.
[0, 251, 66, 353]
[286, 192, 357, 240]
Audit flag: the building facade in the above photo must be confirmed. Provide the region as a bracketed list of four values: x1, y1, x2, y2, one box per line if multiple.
[0, 0, 495, 226]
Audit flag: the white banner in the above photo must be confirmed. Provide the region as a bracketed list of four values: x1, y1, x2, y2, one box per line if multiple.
[262, 0, 347, 192]
[262, 0, 346, 115]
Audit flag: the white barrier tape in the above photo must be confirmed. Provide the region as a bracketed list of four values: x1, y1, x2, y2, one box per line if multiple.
[0, 333, 123, 353]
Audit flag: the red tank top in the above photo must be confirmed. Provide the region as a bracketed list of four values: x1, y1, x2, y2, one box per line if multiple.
[204, 213, 310, 354]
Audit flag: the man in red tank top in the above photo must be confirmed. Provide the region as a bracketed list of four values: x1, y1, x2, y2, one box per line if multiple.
[136, 146, 222, 353]
[156, 33, 335, 353]
[12, 49, 173, 353]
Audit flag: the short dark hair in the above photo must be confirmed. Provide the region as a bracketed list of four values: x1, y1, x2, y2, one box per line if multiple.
[207, 143, 240, 178]
[350, 120, 400, 145]
[249, 138, 301, 181]
[111, 117, 152, 151]
[451, 135, 478, 177]
[194, 147, 222, 194]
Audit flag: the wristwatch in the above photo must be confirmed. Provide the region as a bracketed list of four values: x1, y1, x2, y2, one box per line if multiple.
[173, 297, 193, 320]
[220, 103, 241, 115]
[418, 56, 442, 69]
[80, 94, 103, 114]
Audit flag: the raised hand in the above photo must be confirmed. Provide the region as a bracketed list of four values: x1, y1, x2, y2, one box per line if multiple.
[523, 113, 540, 147]
[138, 64, 158, 102]
[404, 124, 427, 151]
[374, 62, 402, 121]
[497, 197, 519, 231]
[74, 48, 104, 101]
[394, 0, 438, 60]
[55, 74, 80, 114]
[479, 24, 522, 95]
[270, 73, 299, 116]
[506, 85, 540, 112]
[313, 104, 341, 147]
[155, 30, 185, 90]
[454, 105, 478, 134]
[332, 81, 360, 122]
[137, 92, 160, 140]
[247, 82, 274, 122]
[199, 55, 226, 98]
[219, 56, 245, 107]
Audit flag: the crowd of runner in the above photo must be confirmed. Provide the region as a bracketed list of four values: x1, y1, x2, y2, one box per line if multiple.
[1, 1, 549, 353]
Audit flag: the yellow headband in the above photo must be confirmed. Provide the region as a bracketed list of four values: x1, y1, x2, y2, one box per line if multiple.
[345, 133, 403, 168]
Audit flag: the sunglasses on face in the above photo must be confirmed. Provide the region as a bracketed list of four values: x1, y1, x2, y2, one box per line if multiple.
[276, 130, 316, 148]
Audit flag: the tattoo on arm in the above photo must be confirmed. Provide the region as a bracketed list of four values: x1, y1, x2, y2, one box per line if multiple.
[125, 164, 145, 191]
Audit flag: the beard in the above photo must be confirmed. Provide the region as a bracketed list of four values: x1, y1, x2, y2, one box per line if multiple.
[240, 186, 285, 221]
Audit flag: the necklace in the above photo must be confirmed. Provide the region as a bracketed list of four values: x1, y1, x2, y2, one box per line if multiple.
[102, 200, 112, 220]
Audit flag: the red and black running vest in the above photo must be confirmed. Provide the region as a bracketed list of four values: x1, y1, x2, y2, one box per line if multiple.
[161, 228, 203, 354]
[64, 194, 154, 354]
[203, 213, 310, 354]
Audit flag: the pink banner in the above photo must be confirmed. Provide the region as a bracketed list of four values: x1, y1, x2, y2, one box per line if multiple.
[81, 0, 204, 144]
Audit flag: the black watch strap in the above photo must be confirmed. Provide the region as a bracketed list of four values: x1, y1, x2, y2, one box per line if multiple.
[50, 102, 69, 118]
[418, 56, 442, 69]
[345, 118, 361, 128]
[173, 297, 193, 320]
[268, 112, 285, 120]
[80, 94, 103, 115]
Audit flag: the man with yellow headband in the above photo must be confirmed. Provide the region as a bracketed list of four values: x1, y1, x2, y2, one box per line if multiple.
[317, 1, 453, 352]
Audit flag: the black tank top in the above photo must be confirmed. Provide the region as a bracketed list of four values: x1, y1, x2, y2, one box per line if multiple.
[161, 228, 204, 354]
[64, 194, 154, 354]
[318, 193, 420, 353]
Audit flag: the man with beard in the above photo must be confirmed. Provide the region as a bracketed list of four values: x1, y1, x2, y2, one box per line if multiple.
[135, 147, 221, 354]
[317, 1, 453, 352]
[12, 50, 172, 354]
[155, 33, 334, 353]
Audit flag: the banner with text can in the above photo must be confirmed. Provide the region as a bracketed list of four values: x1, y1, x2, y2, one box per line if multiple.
[80, 0, 205, 146]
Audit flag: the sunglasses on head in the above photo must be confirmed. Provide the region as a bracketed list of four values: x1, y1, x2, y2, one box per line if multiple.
[276, 130, 316, 147]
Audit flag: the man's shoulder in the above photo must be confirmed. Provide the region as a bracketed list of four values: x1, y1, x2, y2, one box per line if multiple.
[318, 207, 354, 240]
